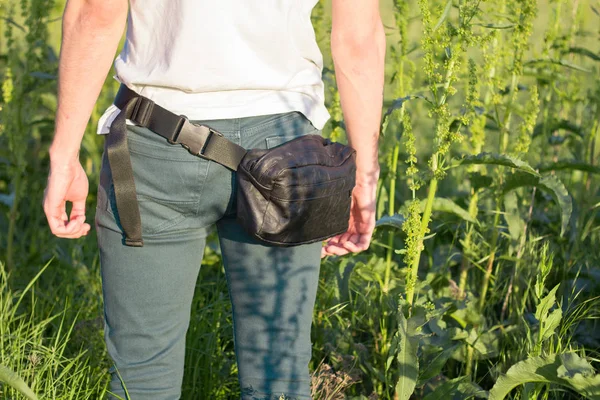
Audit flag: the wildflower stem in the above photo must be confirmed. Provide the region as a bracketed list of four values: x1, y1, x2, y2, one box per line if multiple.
[479, 206, 501, 311]
[406, 176, 438, 306]
[458, 190, 479, 297]
[384, 143, 400, 293]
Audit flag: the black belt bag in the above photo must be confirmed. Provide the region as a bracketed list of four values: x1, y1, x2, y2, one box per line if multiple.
[107, 85, 357, 247]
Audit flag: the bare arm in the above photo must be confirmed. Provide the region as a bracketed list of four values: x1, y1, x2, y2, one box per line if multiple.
[44, 0, 127, 238]
[50, 0, 128, 160]
[322, 0, 386, 257]
[331, 0, 385, 186]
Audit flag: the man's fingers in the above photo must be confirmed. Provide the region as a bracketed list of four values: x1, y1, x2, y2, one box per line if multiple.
[322, 232, 373, 258]
[322, 242, 351, 257]
[70, 199, 87, 220]
[53, 222, 91, 239]
[327, 234, 342, 246]
[337, 231, 353, 244]
[48, 213, 86, 236]
[355, 233, 372, 251]
[340, 234, 362, 252]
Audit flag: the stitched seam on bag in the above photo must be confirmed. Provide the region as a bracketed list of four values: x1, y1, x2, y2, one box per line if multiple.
[268, 192, 350, 202]
[238, 165, 272, 237]
[256, 227, 347, 246]
[272, 175, 348, 188]
[271, 150, 354, 181]
[240, 164, 273, 191]
[258, 199, 272, 236]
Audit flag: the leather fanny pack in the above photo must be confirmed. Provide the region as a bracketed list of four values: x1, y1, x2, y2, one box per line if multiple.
[107, 84, 357, 247]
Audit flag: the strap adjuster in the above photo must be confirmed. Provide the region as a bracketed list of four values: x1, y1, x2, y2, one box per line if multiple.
[130, 97, 155, 126]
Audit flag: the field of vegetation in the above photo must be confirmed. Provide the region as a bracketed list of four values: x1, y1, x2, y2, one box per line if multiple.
[1, 0, 599, 398]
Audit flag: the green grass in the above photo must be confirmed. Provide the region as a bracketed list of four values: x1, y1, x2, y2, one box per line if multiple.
[1, 0, 599, 398]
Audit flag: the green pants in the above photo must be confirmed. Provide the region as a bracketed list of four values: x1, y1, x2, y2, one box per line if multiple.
[95, 112, 323, 399]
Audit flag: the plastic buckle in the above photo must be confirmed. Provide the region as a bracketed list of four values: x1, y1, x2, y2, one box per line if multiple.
[172, 117, 223, 158]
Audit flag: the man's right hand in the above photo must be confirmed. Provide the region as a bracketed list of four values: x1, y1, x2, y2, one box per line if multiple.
[43, 158, 91, 239]
[321, 178, 378, 258]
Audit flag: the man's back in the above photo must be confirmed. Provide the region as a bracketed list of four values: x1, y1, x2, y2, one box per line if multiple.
[104, 0, 330, 131]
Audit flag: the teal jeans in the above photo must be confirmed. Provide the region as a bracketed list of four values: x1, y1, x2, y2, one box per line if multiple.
[95, 112, 323, 399]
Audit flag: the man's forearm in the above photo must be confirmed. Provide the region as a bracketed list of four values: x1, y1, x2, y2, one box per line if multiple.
[49, 0, 128, 163]
[332, 23, 386, 186]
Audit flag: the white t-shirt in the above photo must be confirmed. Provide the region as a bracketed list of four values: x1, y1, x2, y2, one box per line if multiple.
[97, 0, 330, 134]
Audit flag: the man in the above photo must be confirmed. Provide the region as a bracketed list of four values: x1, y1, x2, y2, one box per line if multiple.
[43, 0, 385, 398]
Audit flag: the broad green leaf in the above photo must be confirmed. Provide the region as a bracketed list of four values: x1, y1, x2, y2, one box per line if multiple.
[423, 376, 488, 400]
[434, 0, 453, 31]
[354, 262, 380, 283]
[381, 96, 412, 135]
[535, 285, 562, 343]
[472, 330, 500, 360]
[0, 365, 39, 400]
[376, 214, 406, 230]
[538, 160, 600, 175]
[532, 119, 584, 139]
[387, 331, 401, 372]
[453, 153, 540, 176]
[381, 95, 432, 135]
[418, 344, 461, 385]
[423, 198, 480, 225]
[563, 47, 600, 62]
[501, 173, 572, 236]
[535, 284, 558, 322]
[453, 328, 500, 362]
[395, 310, 419, 400]
[489, 354, 600, 400]
[469, 172, 494, 191]
[559, 354, 600, 398]
[335, 258, 354, 304]
[503, 192, 525, 241]
[542, 308, 562, 342]
[558, 353, 596, 379]
[376, 182, 388, 220]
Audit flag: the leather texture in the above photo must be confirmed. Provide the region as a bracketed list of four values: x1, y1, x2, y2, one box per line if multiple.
[236, 134, 356, 246]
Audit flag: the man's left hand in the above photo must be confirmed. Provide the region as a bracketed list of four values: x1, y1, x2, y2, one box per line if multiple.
[43, 159, 91, 239]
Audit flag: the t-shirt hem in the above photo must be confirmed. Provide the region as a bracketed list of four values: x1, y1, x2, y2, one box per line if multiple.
[96, 94, 330, 135]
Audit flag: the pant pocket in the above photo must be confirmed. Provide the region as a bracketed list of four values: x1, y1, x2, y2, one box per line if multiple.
[100, 126, 210, 236]
[262, 113, 320, 150]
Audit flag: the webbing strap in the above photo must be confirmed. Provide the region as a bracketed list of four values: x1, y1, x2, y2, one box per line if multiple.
[113, 84, 247, 170]
[106, 98, 144, 247]
[107, 85, 249, 247]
